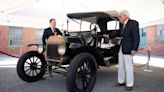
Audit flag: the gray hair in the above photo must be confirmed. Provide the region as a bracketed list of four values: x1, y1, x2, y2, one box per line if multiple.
[120, 10, 130, 18]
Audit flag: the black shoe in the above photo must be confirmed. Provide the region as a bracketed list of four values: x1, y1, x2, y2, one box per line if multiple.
[115, 83, 126, 87]
[126, 86, 133, 91]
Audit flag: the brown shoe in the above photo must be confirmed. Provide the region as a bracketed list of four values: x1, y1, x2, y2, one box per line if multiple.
[126, 86, 133, 91]
[115, 83, 126, 87]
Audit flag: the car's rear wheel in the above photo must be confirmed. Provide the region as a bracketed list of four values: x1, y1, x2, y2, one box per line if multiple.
[66, 52, 97, 92]
[17, 51, 47, 82]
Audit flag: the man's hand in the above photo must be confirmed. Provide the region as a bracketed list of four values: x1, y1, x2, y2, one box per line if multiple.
[131, 50, 137, 56]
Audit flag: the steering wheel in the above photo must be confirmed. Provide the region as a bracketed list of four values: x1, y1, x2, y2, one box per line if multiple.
[89, 23, 99, 32]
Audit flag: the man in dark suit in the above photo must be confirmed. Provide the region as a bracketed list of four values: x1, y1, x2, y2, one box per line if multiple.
[116, 10, 140, 91]
[42, 18, 62, 77]
[42, 18, 62, 45]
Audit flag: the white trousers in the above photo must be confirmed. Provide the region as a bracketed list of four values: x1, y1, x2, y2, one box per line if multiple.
[118, 47, 134, 87]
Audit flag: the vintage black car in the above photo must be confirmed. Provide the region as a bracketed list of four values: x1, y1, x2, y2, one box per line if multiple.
[17, 10, 121, 92]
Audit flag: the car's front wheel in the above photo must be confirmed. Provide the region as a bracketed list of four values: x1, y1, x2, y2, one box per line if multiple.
[66, 52, 97, 92]
[17, 51, 47, 82]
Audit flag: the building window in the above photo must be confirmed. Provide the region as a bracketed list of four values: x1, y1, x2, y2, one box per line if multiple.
[35, 28, 44, 44]
[140, 28, 146, 37]
[8, 26, 22, 47]
[139, 28, 147, 47]
[157, 24, 164, 42]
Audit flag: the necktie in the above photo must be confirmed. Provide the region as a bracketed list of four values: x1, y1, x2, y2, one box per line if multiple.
[122, 23, 126, 35]
[53, 28, 56, 33]
[53, 28, 57, 36]
[51, 28, 54, 33]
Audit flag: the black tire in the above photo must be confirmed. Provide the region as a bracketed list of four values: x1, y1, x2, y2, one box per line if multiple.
[66, 52, 97, 92]
[17, 51, 47, 82]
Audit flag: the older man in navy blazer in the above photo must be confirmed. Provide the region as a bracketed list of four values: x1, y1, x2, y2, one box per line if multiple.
[116, 10, 140, 91]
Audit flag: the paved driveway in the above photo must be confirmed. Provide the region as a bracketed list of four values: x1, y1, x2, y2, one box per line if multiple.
[0, 54, 164, 92]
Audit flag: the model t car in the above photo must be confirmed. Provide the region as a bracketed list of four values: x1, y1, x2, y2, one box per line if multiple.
[17, 10, 121, 92]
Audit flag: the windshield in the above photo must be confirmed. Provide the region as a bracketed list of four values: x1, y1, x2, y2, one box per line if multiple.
[67, 18, 92, 32]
